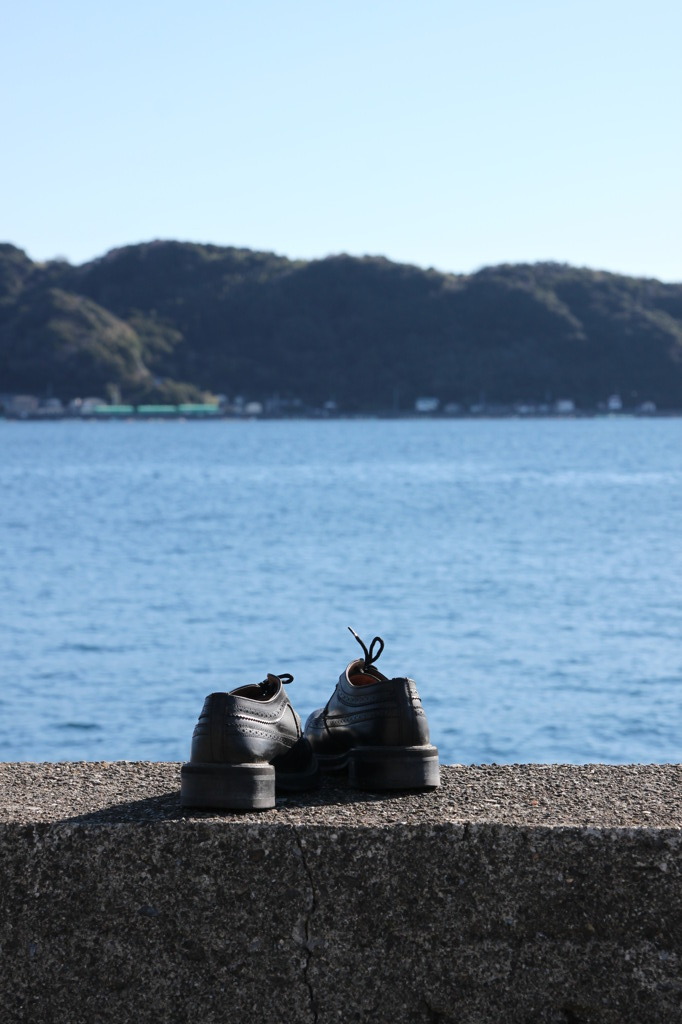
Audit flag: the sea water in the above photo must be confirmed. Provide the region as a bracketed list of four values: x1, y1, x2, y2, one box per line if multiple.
[1, 417, 680, 765]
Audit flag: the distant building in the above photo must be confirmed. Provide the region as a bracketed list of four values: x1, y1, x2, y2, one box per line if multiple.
[554, 399, 575, 414]
[92, 405, 136, 416]
[3, 395, 39, 417]
[71, 397, 107, 415]
[415, 397, 439, 414]
[137, 405, 177, 416]
[607, 394, 623, 412]
[176, 404, 219, 417]
[37, 398, 64, 416]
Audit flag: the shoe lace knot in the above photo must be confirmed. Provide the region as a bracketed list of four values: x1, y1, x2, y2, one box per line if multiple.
[257, 672, 293, 697]
[348, 627, 384, 669]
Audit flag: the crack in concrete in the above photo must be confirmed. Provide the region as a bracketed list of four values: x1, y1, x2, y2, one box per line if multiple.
[294, 830, 318, 1024]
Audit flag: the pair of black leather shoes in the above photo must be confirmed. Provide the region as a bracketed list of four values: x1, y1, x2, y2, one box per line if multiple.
[180, 628, 440, 811]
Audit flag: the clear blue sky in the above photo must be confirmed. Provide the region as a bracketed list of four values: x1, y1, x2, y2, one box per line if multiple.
[2, 0, 680, 280]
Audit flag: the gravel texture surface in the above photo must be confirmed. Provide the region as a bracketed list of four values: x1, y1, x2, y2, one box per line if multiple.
[0, 761, 680, 827]
[2, 761, 681, 1023]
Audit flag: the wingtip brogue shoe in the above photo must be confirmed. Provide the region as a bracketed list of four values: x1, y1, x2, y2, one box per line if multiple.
[304, 629, 440, 791]
[181, 672, 319, 810]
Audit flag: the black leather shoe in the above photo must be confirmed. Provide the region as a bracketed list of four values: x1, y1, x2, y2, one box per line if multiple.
[180, 673, 319, 810]
[304, 629, 440, 791]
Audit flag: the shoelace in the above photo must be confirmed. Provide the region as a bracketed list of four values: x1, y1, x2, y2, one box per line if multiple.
[321, 630, 385, 729]
[348, 627, 384, 669]
[257, 672, 293, 696]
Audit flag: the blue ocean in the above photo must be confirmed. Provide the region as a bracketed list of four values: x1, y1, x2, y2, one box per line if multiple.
[1, 417, 680, 765]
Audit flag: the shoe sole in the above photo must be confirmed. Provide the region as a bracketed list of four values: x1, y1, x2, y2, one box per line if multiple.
[180, 760, 319, 811]
[316, 744, 440, 791]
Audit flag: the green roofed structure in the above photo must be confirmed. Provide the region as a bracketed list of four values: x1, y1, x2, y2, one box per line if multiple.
[177, 403, 220, 415]
[89, 403, 221, 418]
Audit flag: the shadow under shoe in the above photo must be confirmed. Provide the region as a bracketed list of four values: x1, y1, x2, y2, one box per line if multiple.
[304, 629, 440, 791]
[180, 673, 318, 811]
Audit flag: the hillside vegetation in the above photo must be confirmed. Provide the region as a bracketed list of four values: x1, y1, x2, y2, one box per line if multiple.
[1, 240, 681, 410]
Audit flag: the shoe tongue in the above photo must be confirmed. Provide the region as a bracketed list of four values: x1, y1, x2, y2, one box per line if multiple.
[257, 674, 282, 699]
[349, 663, 383, 686]
[351, 672, 378, 686]
[234, 674, 281, 700]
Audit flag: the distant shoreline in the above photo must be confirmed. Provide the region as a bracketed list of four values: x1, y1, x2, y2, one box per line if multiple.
[2, 410, 680, 422]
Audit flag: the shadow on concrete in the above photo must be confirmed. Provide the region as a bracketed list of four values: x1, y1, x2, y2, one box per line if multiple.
[60, 774, 424, 824]
[62, 791, 187, 824]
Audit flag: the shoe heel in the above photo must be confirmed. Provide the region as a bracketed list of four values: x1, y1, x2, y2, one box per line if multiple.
[180, 762, 275, 810]
[348, 745, 440, 791]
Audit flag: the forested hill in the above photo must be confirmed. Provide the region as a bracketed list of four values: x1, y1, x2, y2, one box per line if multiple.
[1, 240, 682, 411]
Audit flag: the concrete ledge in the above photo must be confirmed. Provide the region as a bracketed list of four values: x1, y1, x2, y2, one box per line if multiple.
[1, 763, 681, 1023]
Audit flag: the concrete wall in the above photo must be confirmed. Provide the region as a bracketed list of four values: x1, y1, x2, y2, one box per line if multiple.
[1, 763, 680, 1023]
